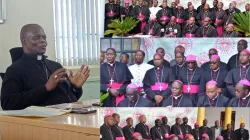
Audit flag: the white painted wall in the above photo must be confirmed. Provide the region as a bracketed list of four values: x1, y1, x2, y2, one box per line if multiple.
[205, 108, 250, 130]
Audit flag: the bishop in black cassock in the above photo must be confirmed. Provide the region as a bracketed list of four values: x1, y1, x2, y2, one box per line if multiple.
[178, 55, 203, 105]
[112, 114, 125, 139]
[227, 40, 248, 71]
[227, 79, 250, 107]
[183, 5, 198, 25]
[143, 53, 175, 106]
[214, 2, 228, 37]
[161, 116, 171, 138]
[142, 20, 161, 36]
[150, 119, 165, 140]
[191, 123, 200, 140]
[156, 2, 172, 26]
[132, 2, 150, 34]
[196, 17, 217, 37]
[135, 115, 151, 139]
[221, 124, 236, 140]
[165, 16, 182, 37]
[100, 48, 133, 107]
[197, 81, 229, 107]
[225, 49, 250, 99]
[162, 80, 193, 107]
[122, 117, 135, 140]
[101, 115, 115, 140]
[199, 119, 212, 140]
[148, 48, 170, 67]
[171, 118, 184, 136]
[199, 54, 228, 97]
[221, 24, 240, 37]
[171, 51, 186, 80]
[235, 123, 249, 140]
[196, 4, 215, 26]
[200, 48, 228, 71]
[180, 117, 192, 136]
[182, 17, 199, 37]
[105, 0, 119, 37]
[118, 84, 153, 107]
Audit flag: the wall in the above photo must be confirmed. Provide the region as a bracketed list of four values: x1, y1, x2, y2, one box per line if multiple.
[205, 108, 250, 130]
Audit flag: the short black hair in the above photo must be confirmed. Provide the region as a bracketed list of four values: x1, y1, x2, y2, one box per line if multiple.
[155, 119, 160, 124]
[106, 48, 116, 54]
[121, 52, 129, 58]
[136, 50, 145, 57]
[112, 113, 119, 118]
[156, 47, 165, 53]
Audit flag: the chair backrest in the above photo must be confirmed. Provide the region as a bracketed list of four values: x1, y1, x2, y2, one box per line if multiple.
[9, 47, 24, 63]
[0, 73, 4, 80]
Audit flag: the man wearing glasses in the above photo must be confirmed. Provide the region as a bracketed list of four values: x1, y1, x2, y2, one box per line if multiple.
[200, 48, 228, 71]
[177, 55, 203, 106]
[199, 55, 228, 97]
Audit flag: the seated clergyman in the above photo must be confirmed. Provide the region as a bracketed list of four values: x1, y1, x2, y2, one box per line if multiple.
[1, 24, 90, 110]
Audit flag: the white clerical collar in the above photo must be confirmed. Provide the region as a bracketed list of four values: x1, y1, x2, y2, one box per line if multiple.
[173, 94, 182, 99]
[211, 94, 218, 101]
[37, 55, 43, 60]
[188, 68, 194, 71]
[241, 63, 249, 68]
[213, 68, 219, 72]
[242, 92, 250, 100]
[205, 25, 210, 28]
[108, 62, 115, 66]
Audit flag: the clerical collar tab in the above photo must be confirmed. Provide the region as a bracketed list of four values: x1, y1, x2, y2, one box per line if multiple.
[242, 92, 250, 100]
[173, 94, 182, 99]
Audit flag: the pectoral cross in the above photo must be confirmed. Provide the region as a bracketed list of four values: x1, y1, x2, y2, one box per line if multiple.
[110, 78, 114, 85]
[111, 10, 113, 14]
[139, 12, 142, 16]
[159, 84, 163, 91]
[187, 85, 191, 92]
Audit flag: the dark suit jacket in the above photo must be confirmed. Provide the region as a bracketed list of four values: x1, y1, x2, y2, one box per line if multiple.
[221, 130, 236, 140]
[235, 128, 249, 140]
[117, 96, 153, 107]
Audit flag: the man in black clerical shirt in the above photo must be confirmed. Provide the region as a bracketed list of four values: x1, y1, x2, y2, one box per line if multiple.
[135, 115, 151, 139]
[111, 113, 125, 139]
[199, 119, 212, 140]
[221, 124, 235, 140]
[235, 123, 249, 140]
[227, 79, 250, 107]
[117, 83, 152, 107]
[101, 115, 115, 140]
[227, 40, 248, 71]
[171, 118, 183, 136]
[197, 81, 229, 107]
[180, 117, 192, 136]
[123, 117, 135, 140]
[1, 24, 89, 110]
[148, 47, 170, 67]
[191, 123, 200, 140]
[150, 119, 165, 140]
[161, 116, 171, 137]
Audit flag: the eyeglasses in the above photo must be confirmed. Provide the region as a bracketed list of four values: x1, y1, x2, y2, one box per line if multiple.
[210, 62, 218, 65]
[187, 61, 195, 64]
[125, 94, 135, 97]
[209, 53, 217, 56]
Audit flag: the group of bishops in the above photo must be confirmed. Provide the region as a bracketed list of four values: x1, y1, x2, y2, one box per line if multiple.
[100, 39, 250, 107]
[105, 0, 250, 37]
[100, 113, 249, 140]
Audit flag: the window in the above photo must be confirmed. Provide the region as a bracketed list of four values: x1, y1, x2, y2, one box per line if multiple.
[53, 0, 104, 66]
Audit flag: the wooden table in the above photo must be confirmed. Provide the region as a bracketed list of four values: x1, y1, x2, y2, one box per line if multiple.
[0, 99, 100, 140]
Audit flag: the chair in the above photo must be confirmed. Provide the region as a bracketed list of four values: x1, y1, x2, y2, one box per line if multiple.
[9, 47, 24, 63]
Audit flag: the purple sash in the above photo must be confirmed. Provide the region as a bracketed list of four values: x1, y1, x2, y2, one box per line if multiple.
[177, 18, 184, 23]
[138, 14, 146, 32]
[107, 11, 116, 17]
[107, 82, 124, 106]
[185, 33, 195, 38]
[150, 82, 168, 91]
[182, 85, 199, 94]
[215, 19, 223, 37]
[160, 16, 169, 21]
[116, 137, 125, 140]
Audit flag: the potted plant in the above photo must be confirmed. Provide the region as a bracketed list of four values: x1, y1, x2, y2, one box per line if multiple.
[105, 16, 139, 37]
[232, 12, 250, 37]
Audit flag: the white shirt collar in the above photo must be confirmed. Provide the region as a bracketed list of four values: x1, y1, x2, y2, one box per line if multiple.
[242, 93, 250, 100]
[211, 94, 218, 100]
[173, 94, 182, 99]
[108, 62, 115, 66]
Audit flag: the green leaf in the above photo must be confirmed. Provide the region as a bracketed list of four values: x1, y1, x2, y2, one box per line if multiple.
[106, 17, 140, 37]
[233, 12, 250, 36]
[100, 93, 109, 107]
